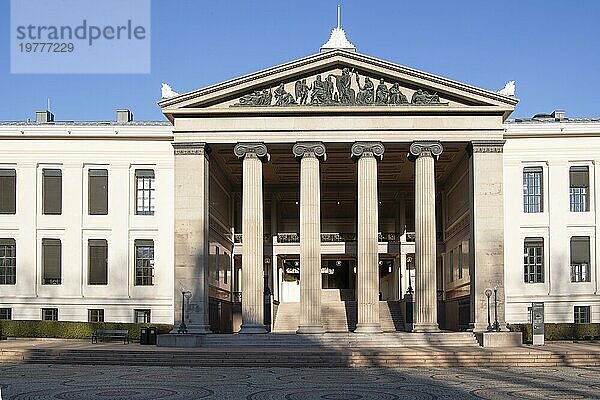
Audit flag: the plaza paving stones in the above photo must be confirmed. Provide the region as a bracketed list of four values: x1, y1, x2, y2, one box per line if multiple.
[1, 364, 599, 400]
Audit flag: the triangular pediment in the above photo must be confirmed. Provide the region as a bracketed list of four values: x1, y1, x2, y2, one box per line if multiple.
[160, 50, 517, 119]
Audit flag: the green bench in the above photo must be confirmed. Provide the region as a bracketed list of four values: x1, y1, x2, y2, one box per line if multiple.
[91, 329, 129, 344]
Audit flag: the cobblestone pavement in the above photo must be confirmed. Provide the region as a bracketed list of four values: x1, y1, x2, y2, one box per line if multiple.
[0, 364, 599, 399]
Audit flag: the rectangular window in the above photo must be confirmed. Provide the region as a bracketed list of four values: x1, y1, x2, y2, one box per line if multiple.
[42, 238, 61, 285]
[135, 239, 154, 286]
[42, 308, 58, 321]
[88, 239, 108, 285]
[134, 309, 151, 323]
[0, 169, 16, 214]
[88, 309, 104, 323]
[42, 169, 62, 215]
[524, 237, 544, 283]
[570, 236, 591, 283]
[0, 308, 11, 320]
[88, 169, 108, 215]
[574, 306, 591, 324]
[458, 244, 463, 280]
[135, 169, 155, 215]
[0, 238, 16, 285]
[523, 167, 543, 213]
[570, 166, 590, 212]
[449, 250, 454, 282]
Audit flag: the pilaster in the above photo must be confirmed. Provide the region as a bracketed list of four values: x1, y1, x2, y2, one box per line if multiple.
[172, 142, 211, 334]
[467, 140, 507, 331]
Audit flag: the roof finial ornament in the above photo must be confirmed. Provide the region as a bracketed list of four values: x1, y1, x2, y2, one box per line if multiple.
[320, 4, 356, 53]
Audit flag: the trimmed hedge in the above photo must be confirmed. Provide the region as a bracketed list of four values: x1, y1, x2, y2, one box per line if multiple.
[508, 323, 600, 343]
[0, 320, 172, 341]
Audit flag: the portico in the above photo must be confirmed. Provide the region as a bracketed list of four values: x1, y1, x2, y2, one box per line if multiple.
[159, 49, 517, 335]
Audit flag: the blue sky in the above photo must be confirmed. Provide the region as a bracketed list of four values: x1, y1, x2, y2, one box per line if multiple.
[1, 0, 599, 121]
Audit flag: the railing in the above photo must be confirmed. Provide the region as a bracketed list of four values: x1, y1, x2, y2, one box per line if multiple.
[406, 232, 415, 242]
[321, 233, 356, 242]
[277, 233, 300, 243]
[233, 234, 272, 244]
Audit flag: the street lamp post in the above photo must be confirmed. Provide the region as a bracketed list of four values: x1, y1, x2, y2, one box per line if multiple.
[493, 286, 500, 332]
[177, 290, 192, 334]
[485, 289, 493, 332]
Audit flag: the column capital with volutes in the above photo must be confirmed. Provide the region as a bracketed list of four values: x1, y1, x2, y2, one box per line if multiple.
[408, 141, 443, 162]
[351, 141, 385, 162]
[293, 142, 327, 162]
[234, 142, 270, 162]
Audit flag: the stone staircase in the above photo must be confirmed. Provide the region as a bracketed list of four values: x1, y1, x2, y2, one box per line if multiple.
[273, 300, 404, 333]
[3, 341, 600, 367]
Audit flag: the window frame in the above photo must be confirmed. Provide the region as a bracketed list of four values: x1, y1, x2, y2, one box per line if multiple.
[0, 308, 11, 320]
[42, 238, 61, 285]
[42, 168, 62, 215]
[0, 238, 16, 285]
[88, 239, 108, 285]
[88, 309, 104, 323]
[574, 306, 591, 324]
[569, 165, 590, 213]
[134, 169, 155, 216]
[88, 169, 109, 215]
[524, 237, 544, 283]
[41, 307, 58, 321]
[523, 166, 544, 213]
[134, 309, 151, 323]
[134, 239, 154, 286]
[570, 236, 591, 283]
[0, 169, 16, 215]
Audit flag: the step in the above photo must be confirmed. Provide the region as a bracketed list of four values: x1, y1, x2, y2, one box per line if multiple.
[273, 300, 405, 333]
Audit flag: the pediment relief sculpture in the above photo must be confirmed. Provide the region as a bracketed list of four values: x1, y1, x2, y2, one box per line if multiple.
[231, 68, 447, 107]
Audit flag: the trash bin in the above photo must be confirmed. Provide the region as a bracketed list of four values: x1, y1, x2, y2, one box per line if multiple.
[139, 327, 148, 345]
[147, 326, 157, 345]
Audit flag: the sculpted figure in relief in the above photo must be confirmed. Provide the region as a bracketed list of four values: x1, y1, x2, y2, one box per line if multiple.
[355, 74, 374, 105]
[294, 79, 309, 105]
[274, 83, 296, 106]
[411, 89, 440, 105]
[309, 75, 328, 105]
[388, 83, 408, 104]
[375, 78, 389, 104]
[328, 67, 355, 104]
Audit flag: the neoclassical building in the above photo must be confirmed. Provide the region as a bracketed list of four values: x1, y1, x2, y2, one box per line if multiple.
[0, 28, 597, 335]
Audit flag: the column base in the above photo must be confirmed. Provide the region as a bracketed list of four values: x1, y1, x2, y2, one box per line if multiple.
[412, 322, 440, 333]
[354, 323, 383, 334]
[296, 324, 325, 334]
[239, 324, 268, 334]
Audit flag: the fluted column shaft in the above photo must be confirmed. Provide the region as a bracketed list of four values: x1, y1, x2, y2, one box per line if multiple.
[235, 143, 269, 334]
[352, 142, 384, 333]
[409, 142, 443, 332]
[293, 142, 326, 334]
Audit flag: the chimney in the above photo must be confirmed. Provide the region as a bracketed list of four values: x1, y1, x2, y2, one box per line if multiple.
[116, 109, 133, 123]
[35, 110, 54, 123]
[552, 110, 566, 121]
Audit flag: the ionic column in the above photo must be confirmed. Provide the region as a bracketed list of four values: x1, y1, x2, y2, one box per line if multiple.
[172, 142, 211, 334]
[293, 142, 326, 334]
[409, 141, 443, 332]
[234, 143, 270, 334]
[352, 142, 385, 333]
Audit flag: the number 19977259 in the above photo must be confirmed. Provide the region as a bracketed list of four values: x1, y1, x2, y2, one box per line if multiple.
[19, 42, 75, 52]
